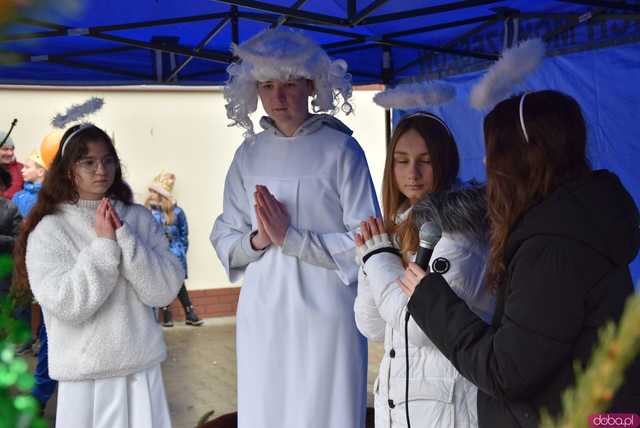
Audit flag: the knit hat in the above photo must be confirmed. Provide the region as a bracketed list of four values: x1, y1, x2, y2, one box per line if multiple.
[149, 172, 176, 204]
[0, 131, 15, 149]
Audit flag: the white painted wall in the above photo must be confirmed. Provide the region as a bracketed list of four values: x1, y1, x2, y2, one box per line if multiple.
[0, 86, 387, 289]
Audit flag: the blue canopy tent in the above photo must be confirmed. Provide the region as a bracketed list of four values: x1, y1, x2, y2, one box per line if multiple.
[1, 1, 639, 86]
[395, 43, 640, 283]
[1, 0, 639, 280]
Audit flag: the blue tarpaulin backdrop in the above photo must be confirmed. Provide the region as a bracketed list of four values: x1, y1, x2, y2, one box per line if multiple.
[396, 42, 640, 284]
[1, 1, 639, 282]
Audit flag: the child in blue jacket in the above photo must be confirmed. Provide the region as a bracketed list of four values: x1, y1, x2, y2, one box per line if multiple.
[145, 172, 202, 327]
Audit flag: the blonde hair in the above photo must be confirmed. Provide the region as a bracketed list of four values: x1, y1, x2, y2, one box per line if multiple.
[144, 191, 175, 225]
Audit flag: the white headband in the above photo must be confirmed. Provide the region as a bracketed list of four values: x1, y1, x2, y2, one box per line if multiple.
[519, 93, 529, 143]
[60, 123, 94, 157]
[403, 112, 453, 138]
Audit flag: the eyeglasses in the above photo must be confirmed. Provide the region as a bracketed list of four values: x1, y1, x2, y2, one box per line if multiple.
[76, 157, 118, 174]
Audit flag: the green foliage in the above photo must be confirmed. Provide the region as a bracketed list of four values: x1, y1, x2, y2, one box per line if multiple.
[0, 296, 47, 428]
[0, 255, 12, 280]
[1, 1, 86, 67]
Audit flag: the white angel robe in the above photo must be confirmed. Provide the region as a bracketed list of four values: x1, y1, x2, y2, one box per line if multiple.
[211, 115, 380, 428]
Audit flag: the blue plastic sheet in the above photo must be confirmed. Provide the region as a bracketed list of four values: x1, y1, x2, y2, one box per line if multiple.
[395, 43, 640, 285]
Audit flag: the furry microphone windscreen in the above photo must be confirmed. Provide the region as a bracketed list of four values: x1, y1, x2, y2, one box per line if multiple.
[469, 38, 545, 110]
[412, 182, 489, 242]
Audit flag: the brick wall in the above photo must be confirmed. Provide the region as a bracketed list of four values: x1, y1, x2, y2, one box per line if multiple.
[166, 287, 240, 320]
[31, 287, 240, 334]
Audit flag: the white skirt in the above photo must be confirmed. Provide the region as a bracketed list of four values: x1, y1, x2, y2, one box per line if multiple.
[55, 365, 172, 428]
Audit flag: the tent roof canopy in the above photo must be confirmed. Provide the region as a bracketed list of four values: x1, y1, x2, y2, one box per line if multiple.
[1, 0, 639, 86]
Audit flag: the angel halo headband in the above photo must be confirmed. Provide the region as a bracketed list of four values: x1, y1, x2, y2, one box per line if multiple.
[60, 123, 96, 157]
[468, 38, 545, 145]
[400, 112, 453, 138]
[519, 92, 530, 143]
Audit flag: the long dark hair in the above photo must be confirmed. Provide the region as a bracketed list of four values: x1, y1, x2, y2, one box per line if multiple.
[382, 112, 459, 257]
[484, 90, 591, 290]
[13, 124, 133, 296]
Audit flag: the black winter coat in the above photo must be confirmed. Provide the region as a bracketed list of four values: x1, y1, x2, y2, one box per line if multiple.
[0, 197, 21, 294]
[407, 170, 640, 427]
[0, 197, 20, 255]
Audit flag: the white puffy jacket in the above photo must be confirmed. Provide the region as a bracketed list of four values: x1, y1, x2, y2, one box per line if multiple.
[355, 232, 494, 428]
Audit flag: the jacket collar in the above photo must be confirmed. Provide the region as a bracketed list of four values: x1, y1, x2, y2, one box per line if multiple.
[259, 113, 353, 138]
[23, 182, 42, 193]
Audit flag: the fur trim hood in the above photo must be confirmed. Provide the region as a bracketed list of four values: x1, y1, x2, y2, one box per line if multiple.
[412, 181, 489, 242]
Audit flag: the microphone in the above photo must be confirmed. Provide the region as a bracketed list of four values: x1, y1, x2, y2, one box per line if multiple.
[404, 221, 441, 428]
[414, 221, 442, 271]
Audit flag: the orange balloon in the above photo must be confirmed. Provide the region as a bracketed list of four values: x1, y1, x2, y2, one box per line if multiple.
[40, 129, 64, 169]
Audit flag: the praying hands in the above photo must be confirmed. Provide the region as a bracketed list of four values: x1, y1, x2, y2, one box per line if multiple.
[251, 184, 290, 249]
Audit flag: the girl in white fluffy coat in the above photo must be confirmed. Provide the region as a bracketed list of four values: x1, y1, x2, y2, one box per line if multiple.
[13, 124, 185, 428]
[354, 113, 494, 428]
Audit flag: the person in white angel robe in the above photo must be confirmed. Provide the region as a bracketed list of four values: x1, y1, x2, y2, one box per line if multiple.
[211, 29, 380, 428]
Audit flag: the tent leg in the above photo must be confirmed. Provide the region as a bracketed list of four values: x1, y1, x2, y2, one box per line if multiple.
[385, 109, 391, 146]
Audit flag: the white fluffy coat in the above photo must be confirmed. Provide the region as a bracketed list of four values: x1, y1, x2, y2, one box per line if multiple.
[26, 199, 184, 381]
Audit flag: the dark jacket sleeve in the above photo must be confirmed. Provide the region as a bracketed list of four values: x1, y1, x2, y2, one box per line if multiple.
[0, 202, 21, 252]
[407, 236, 600, 401]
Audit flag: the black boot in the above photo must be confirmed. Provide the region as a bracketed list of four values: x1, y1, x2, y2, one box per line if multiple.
[176, 284, 204, 326]
[161, 307, 174, 327]
[185, 306, 203, 326]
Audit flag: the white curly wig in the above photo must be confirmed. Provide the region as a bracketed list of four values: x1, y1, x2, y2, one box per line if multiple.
[224, 28, 354, 137]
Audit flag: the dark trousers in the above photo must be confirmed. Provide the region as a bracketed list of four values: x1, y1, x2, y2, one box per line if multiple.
[2, 278, 34, 345]
[164, 284, 192, 312]
[14, 303, 32, 339]
[32, 314, 57, 406]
